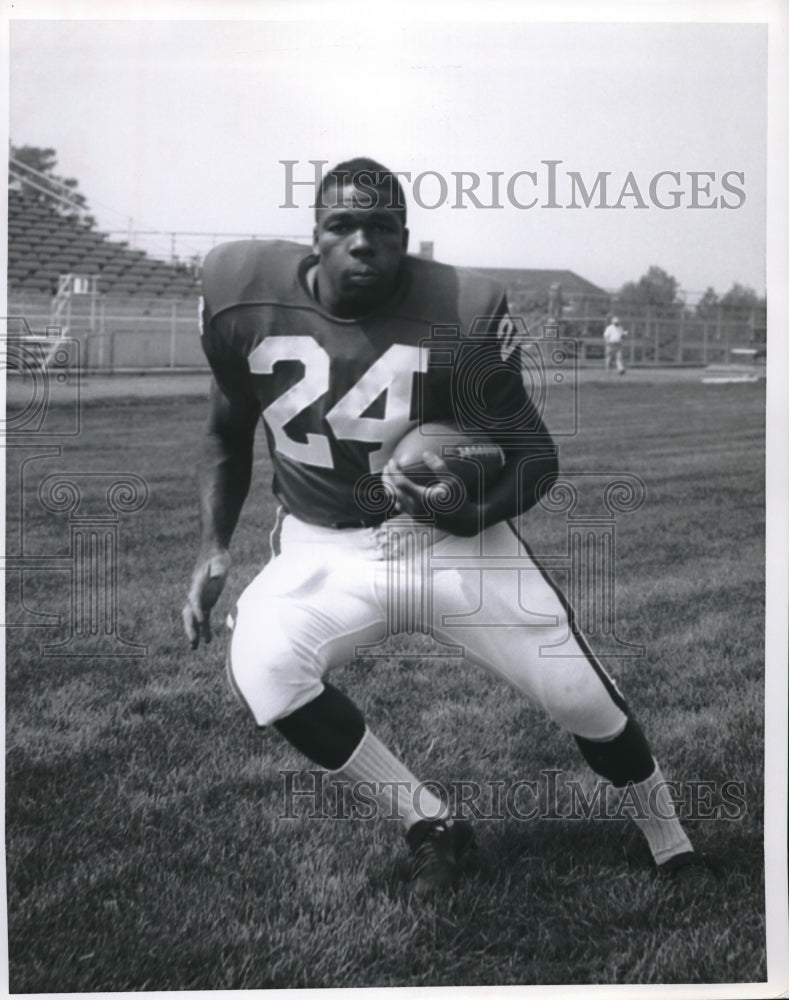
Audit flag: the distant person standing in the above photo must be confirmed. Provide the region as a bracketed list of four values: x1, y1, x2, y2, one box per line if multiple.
[603, 317, 628, 375]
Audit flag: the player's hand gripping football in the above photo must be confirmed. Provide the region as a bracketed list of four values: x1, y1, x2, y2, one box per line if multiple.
[382, 452, 484, 537]
[182, 549, 231, 648]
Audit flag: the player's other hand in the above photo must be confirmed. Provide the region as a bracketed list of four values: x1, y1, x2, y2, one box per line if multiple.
[382, 453, 483, 537]
[182, 549, 231, 649]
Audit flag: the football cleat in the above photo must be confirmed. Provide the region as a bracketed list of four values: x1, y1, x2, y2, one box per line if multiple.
[405, 818, 476, 896]
[657, 850, 722, 891]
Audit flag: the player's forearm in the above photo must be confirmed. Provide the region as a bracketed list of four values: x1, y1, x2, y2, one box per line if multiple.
[432, 444, 557, 537]
[197, 429, 254, 554]
[479, 446, 558, 527]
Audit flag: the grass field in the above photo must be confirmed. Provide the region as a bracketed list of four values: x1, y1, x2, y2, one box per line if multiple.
[5, 373, 767, 991]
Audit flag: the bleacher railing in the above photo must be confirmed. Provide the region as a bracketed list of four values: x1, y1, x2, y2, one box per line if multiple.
[103, 230, 312, 264]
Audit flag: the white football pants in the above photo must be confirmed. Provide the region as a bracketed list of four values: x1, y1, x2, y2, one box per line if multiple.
[228, 513, 628, 739]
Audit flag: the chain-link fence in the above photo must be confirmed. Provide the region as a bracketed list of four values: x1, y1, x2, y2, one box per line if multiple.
[7, 292, 204, 370]
[7, 292, 766, 372]
[565, 309, 766, 367]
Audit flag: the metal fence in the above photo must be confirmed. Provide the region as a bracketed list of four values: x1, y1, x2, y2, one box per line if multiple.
[568, 315, 766, 367]
[6, 292, 766, 372]
[7, 293, 204, 370]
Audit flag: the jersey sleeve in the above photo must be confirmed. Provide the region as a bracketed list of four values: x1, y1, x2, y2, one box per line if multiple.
[199, 297, 260, 413]
[451, 294, 555, 455]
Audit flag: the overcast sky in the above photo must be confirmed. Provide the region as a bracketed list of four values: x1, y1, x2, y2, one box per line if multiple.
[7, 8, 772, 298]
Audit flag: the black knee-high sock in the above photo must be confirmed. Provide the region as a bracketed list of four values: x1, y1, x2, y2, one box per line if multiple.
[574, 717, 655, 787]
[274, 682, 366, 770]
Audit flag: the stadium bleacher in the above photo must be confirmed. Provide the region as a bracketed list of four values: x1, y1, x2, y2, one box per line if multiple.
[7, 189, 200, 300]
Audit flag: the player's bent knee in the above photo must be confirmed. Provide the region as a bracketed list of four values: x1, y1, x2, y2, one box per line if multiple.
[227, 615, 324, 727]
[538, 662, 626, 740]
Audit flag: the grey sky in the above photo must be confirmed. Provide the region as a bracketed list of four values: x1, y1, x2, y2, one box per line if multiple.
[9, 15, 768, 297]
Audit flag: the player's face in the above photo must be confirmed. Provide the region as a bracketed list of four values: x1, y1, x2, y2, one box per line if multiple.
[313, 182, 409, 317]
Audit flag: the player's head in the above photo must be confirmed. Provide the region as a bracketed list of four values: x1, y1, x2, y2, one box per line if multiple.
[313, 158, 409, 318]
[317, 158, 407, 225]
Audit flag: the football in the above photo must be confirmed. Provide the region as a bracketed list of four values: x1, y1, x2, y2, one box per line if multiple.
[390, 422, 506, 503]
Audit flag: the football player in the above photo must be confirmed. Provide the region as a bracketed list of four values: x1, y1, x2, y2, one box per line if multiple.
[183, 158, 716, 894]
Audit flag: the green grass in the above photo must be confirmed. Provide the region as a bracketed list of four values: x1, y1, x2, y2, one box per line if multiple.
[6, 379, 766, 990]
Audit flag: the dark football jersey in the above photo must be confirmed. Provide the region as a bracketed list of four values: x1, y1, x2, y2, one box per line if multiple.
[200, 240, 547, 527]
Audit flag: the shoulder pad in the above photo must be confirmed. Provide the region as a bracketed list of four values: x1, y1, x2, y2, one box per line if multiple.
[400, 256, 506, 329]
[201, 240, 310, 318]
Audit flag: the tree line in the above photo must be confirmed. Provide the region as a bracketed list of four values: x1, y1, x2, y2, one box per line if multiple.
[9, 144, 96, 228]
[614, 266, 765, 322]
